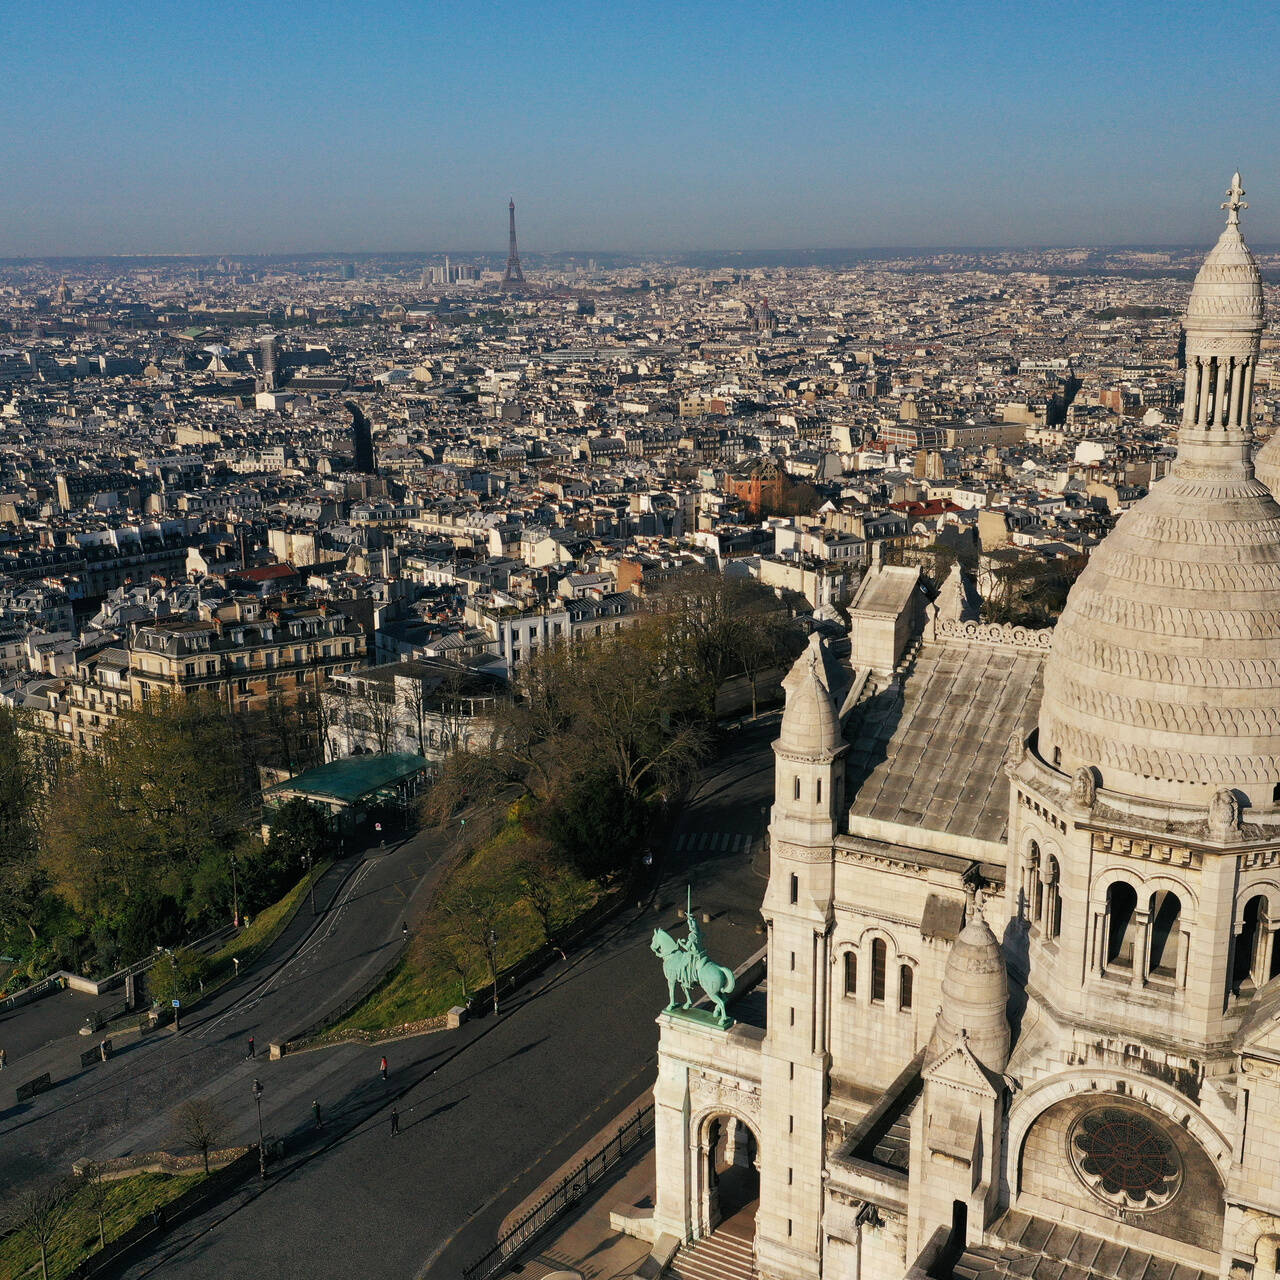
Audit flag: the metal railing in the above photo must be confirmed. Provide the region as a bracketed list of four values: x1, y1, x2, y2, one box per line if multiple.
[462, 1103, 655, 1280]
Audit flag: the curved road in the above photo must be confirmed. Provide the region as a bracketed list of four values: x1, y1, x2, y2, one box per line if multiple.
[0, 824, 454, 1200]
[106, 719, 779, 1280]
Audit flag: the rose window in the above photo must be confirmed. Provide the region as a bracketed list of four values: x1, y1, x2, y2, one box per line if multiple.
[1068, 1106, 1182, 1212]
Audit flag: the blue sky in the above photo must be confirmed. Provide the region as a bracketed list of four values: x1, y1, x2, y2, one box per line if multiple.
[4, 0, 1279, 255]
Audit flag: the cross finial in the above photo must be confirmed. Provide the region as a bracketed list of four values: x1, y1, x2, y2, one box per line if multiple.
[1222, 171, 1247, 226]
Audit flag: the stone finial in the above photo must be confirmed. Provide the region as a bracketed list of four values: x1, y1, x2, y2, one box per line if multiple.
[1222, 171, 1247, 226]
[1208, 787, 1241, 841]
[1070, 765, 1097, 809]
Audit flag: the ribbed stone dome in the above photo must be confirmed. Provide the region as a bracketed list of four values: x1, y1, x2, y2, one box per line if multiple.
[1255, 433, 1280, 495]
[1038, 473, 1280, 805]
[1038, 177, 1276, 808]
[778, 633, 844, 757]
[1183, 204, 1264, 341]
[926, 901, 1009, 1075]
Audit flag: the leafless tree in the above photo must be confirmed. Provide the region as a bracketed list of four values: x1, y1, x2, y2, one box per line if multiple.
[516, 848, 568, 958]
[77, 1162, 112, 1252]
[176, 1097, 229, 1175]
[8, 1178, 73, 1280]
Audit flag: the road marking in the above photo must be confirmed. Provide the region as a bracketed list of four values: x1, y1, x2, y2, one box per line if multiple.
[193, 858, 378, 1039]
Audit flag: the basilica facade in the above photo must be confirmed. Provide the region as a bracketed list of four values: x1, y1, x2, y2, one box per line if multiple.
[640, 177, 1280, 1280]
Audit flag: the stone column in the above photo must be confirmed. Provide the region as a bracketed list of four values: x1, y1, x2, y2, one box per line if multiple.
[1133, 909, 1151, 988]
[1197, 359, 1215, 427]
[1242, 362, 1256, 426]
[1183, 362, 1199, 425]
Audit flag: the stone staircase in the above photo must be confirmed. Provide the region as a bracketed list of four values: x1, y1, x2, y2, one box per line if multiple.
[667, 1226, 756, 1280]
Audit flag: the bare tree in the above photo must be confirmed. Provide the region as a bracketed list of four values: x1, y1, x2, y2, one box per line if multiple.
[8, 1179, 73, 1280]
[439, 869, 509, 998]
[420, 929, 476, 1000]
[176, 1097, 229, 1175]
[516, 848, 568, 959]
[78, 1162, 112, 1252]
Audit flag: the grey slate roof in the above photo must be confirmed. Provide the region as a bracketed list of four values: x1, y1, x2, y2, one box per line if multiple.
[846, 639, 1044, 845]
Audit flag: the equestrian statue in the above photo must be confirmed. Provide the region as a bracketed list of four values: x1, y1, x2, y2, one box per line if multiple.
[650, 889, 736, 1026]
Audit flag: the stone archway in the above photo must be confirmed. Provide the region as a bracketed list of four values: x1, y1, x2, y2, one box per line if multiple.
[695, 1110, 761, 1241]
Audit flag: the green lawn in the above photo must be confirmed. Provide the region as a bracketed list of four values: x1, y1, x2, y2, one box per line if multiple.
[207, 858, 332, 977]
[332, 811, 597, 1036]
[0, 1172, 204, 1279]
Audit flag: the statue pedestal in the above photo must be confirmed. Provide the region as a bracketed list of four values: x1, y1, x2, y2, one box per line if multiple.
[665, 1006, 734, 1032]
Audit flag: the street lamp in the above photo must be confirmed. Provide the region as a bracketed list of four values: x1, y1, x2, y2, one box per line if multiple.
[230, 852, 240, 929]
[302, 852, 317, 916]
[252, 1078, 266, 1180]
[486, 928, 499, 1017]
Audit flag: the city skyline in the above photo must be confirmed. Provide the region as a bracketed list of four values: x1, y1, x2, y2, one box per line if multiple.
[5, 0, 1280, 256]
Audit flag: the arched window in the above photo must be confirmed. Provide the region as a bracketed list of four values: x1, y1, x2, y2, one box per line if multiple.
[1105, 882, 1138, 970]
[815, 778, 822, 805]
[843, 951, 856, 997]
[789, 873, 798, 905]
[899, 964, 913, 1011]
[794, 775, 801, 801]
[1235, 894, 1269, 992]
[1025, 840, 1041, 923]
[1046, 856, 1062, 939]
[871, 939, 886, 1003]
[1147, 890, 1181, 979]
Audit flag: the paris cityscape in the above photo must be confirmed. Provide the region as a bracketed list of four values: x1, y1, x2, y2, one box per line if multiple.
[2, 4, 1280, 1280]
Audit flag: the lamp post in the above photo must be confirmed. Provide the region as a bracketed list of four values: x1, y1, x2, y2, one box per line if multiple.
[486, 928, 499, 1017]
[302, 852, 316, 916]
[252, 1078, 266, 1180]
[230, 852, 240, 929]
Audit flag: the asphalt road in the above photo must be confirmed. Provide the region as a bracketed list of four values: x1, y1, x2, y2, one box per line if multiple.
[0, 821, 456, 1200]
[107, 718, 779, 1280]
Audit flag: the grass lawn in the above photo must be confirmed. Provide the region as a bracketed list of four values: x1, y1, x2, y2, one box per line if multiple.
[207, 858, 332, 976]
[0, 1171, 204, 1279]
[333, 809, 598, 1035]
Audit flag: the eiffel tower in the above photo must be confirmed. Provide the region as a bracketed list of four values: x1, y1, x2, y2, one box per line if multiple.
[501, 197, 525, 290]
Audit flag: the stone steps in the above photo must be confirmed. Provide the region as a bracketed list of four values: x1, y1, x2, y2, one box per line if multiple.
[668, 1228, 756, 1280]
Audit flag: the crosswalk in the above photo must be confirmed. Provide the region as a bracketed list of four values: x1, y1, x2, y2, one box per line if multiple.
[668, 1227, 757, 1280]
[673, 831, 753, 854]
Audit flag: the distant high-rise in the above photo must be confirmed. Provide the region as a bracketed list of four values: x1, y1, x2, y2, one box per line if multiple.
[501, 198, 525, 290]
[258, 334, 278, 390]
[340, 261, 355, 281]
[344, 400, 375, 474]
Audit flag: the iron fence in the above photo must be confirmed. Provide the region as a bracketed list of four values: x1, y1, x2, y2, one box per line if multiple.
[462, 1103, 655, 1280]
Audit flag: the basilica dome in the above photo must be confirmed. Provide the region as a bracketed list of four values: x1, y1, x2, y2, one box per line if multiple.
[1254, 431, 1280, 495]
[1037, 176, 1279, 808]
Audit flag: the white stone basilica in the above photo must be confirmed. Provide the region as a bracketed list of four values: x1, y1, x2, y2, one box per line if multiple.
[639, 177, 1280, 1280]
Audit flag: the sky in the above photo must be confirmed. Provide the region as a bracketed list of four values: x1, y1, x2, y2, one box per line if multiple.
[4, 0, 1280, 256]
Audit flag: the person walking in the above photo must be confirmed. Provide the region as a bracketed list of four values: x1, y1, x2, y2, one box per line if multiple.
[379, 1055, 388, 1081]
[313, 1100, 323, 1130]
[247, 1035, 255, 1059]
[390, 1107, 399, 1137]
[0, 1047, 7, 1070]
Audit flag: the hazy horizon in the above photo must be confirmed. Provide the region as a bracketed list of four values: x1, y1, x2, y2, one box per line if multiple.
[6, 0, 1280, 257]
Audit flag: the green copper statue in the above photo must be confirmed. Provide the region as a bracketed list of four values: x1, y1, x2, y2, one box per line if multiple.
[651, 887, 736, 1026]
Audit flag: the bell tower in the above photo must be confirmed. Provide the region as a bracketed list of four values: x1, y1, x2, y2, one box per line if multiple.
[757, 634, 846, 1280]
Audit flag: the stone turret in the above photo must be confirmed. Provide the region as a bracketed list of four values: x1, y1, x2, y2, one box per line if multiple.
[925, 890, 1010, 1076]
[777, 632, 844, 759]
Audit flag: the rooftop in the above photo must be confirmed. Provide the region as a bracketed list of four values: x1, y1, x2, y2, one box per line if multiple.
[264, 752, 428, 804]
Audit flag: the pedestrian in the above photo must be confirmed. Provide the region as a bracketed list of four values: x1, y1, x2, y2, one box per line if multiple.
[390, 1107, 399, 1137]
[379, 1054, 388, 1081]
[313, 1100, 323, 1130]
[152, 1205, 164, 1230]
[247, 1035, 255, 1059]
[0, 1047, 6, 1070]
[401, 921, 408, 939]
